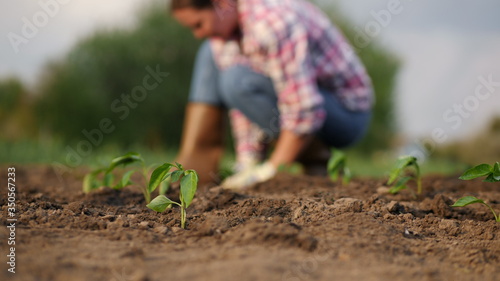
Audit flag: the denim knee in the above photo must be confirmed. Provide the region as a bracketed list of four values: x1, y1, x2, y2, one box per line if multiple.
[219, 66, 277, 109]
[197, 40, 212, 62]
[219, 66, 248, 109]
[188, 41, 224, 106]
[219, 65, 279, 138]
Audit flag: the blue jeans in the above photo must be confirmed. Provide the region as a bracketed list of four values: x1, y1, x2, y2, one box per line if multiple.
[189, 41, 371, 148]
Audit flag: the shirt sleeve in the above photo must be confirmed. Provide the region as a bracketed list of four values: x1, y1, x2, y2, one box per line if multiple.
[251, 17, 326, 135]
[229, 109, 267, 170]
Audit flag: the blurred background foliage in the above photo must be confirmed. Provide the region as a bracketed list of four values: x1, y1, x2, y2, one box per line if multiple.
[434, 117, 500, 164]
[0, 78, 37, 140]
[36, 6, 200, 148]
[1, 1, 494, 174]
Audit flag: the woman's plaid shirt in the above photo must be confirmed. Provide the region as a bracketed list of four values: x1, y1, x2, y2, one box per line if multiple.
[209, 0, 373, 164]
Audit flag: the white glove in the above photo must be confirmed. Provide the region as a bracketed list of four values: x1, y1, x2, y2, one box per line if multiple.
[221, 162, 276, 190]
[233, 157, 259, 174]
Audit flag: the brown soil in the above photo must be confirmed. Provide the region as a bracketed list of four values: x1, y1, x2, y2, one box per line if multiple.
[1, 165, 499, 281]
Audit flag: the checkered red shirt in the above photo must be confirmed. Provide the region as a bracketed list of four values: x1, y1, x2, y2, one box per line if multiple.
[209, 0, 373, 165]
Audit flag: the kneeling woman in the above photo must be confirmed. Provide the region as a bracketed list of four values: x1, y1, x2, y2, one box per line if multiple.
[171, 0, 373, 189]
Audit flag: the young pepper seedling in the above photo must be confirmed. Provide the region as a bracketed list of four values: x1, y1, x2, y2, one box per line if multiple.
[147, 162, 198, 229]
[387, 155, 422, 195]
[459, 162, 500, 182]
[327, 149, 352, 185]
[452, 196, 499, 222]
[451, 162, 500, 222]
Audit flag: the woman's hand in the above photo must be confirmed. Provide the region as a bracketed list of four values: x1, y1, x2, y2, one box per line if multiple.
[269, 129, 313, 168]
[221, 162, 276, 190]
[221, 130, 312, 190]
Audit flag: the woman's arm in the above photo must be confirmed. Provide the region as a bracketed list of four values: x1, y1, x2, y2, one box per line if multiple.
[268, 129, 313, 168]
[221, 129, 313, 190]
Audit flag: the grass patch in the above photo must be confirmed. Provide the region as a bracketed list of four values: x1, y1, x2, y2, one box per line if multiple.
[0, 139, 177, 168]
[0, 139, 467, 178]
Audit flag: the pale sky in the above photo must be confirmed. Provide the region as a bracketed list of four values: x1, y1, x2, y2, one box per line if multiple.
[1, 0, 500, 144]
[0, 0, 146, 85]
[331, 0, 500, 143]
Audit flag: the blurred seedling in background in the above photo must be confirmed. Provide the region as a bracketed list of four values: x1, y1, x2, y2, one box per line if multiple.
[327, 149, 351, 185]
[387, 155, 422, 195]
[458, 162, 500, 182]
[277, 162, 303, 175]
[452, 196, 499, 222]
[82, 152, 168, 204]
[147, 162, 198, 229]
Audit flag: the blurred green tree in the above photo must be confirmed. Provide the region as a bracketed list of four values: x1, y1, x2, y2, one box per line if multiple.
[0, 78, 22, 114]
[0, 78, 37, 140]
[37, 3, 200, 149]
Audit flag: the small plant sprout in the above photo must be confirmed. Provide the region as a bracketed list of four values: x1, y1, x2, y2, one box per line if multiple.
[147, 162, 199, 229]
[327, 149, 351, 185]
[452, 163, 500, 222]
[82, 152, 168, 204]
[452, 196, 499, 222]
[277, 162, 303, 175]
[459, 162, 500, 182]
[387, 155, 422, 195]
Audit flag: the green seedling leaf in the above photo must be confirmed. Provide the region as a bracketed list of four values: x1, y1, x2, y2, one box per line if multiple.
[493, 162, 500, 177]
[327, 149, 352, 185]
[114, 170, 135, 189]
[278, 163, 302, 175]
[287, 163, 303, 175]
[342, 167, 352, 185]
[329, 169, 340, 181]
[145, 162, 200, 229]
[388, 176, 411, 194]
[484, 173, 500, 183]
[388, 156, 417, 185]
[122, 170, 135, 186]
[175, 162, 184, 170]
[104, 173, 115, 187]
[451, 196, 484, 207]
[148, 163, 174, 193]
[386, 156, 423, 195]
[82, 174, 95, 193]
[180, 170, 199, 208]
[107, 152, 144, 173]
[389, 184, 407, 194]
[82, 169, 104, 193]
[459, 164, 492, 180]
[147, 195, 179, 212]
[159, 180, 170, 195]
[169, 170, 184, 183]
[327, 150, 346, 173]
[452, 196, 499, 222]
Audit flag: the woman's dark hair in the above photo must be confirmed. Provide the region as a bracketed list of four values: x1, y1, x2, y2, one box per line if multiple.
[170, 0, 214, 11]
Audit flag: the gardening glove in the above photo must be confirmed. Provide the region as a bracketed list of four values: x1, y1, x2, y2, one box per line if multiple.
[233, 156, 259, 174]
[221, 162, 276, 190]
